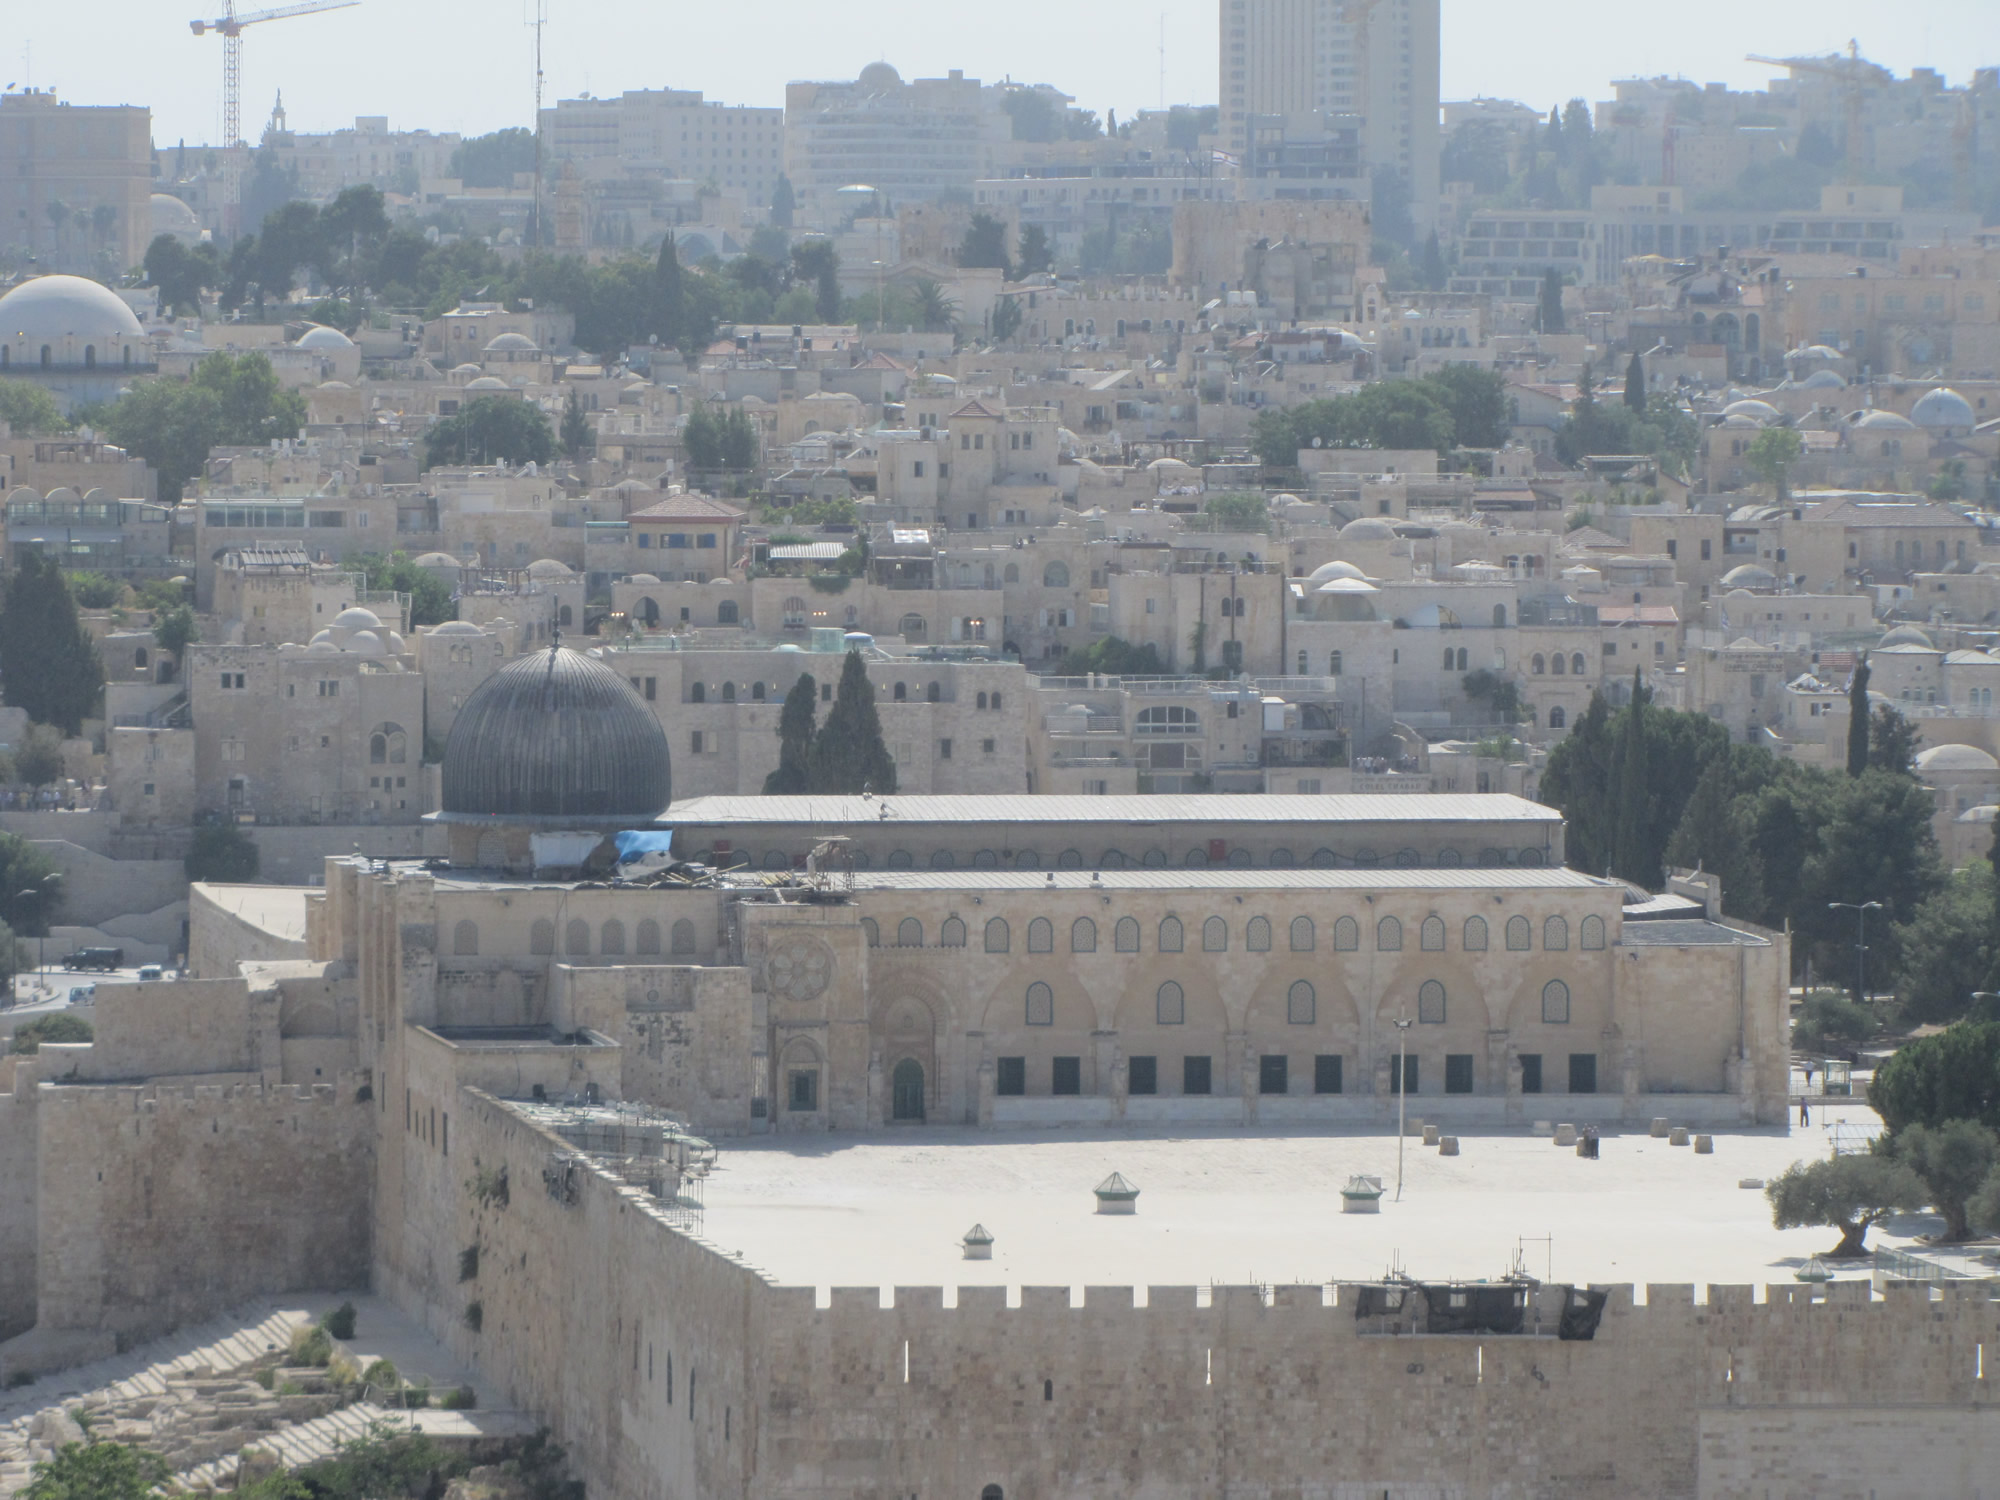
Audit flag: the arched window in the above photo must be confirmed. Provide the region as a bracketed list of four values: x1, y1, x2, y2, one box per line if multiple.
[1494, 604, 1507, 628]
[974, 850, 999, 869]
[559, 604, 573, 627]
[1532, 654, 1546, 675]
[371, 733, 387, 764]
[983, 1484, 1005, 1499]
[1550, 654, 1566, 677]
[718, 600, 739, 625]
[940, 916, 966, 947]
[1330, 649, 1343, 676]
[1058, 849, 1083, 868]
[1580, 915, 1606, 950]
[1377, 917, 1402, 951]
[1439, 848, 1462, 867]
[752, 681, 765, 701]
[1156, 981, 1185, 1025]
[984, 918, 1011, 953]
[1572, 653, 1587, 676]
[898, 918, 924, 948]
[83, 345, 95, 370]
[1028, 918, 1054, 953]
[930, 851, 956, 870]
[530, 919, 554, 955]
[1202, 917, 1227, 952]
[1026, 982, 1054, 1026]
[1184, 848, 1208, 868]
[893, 681, 907, 701]
[1158, 916, 1183, 952]
[1099, 849, 1127, 869]
[40, 345, 51, 369]
[783, 596, 808, 627]
[566, 918, 590, 954]
[1274, 915, 1308, 953]
[1332, 916, 1358, 951]
[861, 918, 880, 947]
[990, 692, 1002, 712]
[1287, 980, 1316, 1025]
[691, 681, 706, 703]
[926, 681, 941, 703]
[1246, 916, 1271, 951]
[671, 919, 697, 956]
[1463, 916, 1488, 951]
[1070, 917, 1096, 953]
[1015, 850, 1040, 869]
[601, 919, 627, 955]
[1115, 917, 1140, 952]
[1549, 706, 1566, 729]
[977, 692, 988, 710]
[452, 920, 479, 956]
[1505, 915, 1531, 951]
[1457, 648, 1469, 671]
[1043, 561, 1070, 588]
[721, 681, 736, 703]
[1135, 705, 1200, 735]
[1543, 916, 1569, 951]
[1442, 647, 1456, 670]
[1420, 916, 1445, 951]
[1542, 979, 1571, 1024]
[1418, 980, 1446, 1024]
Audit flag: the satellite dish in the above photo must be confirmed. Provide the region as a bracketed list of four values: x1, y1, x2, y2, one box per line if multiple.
[1312, 436, 1323, 448]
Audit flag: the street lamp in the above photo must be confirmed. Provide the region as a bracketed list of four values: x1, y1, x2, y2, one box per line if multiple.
[16, 872, 62, 996]
[1393, 1014, 1413, 1201]
[1827, 901, 1882, 1004]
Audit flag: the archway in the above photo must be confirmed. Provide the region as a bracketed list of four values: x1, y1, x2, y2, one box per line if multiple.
[891, 1058, 926, 1122]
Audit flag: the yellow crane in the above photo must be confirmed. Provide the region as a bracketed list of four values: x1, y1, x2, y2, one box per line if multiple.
[1746, 41, 1887, 184]
[190, 0, 360, 205]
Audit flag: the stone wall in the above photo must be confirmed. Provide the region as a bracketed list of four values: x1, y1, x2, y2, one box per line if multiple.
[554, 964, 755, 1136]
[0, 1057, 41, 1341]
[71, 978, 270, 1083]
[189, 884, 310, 978]
[33, 1080, 373, 1346]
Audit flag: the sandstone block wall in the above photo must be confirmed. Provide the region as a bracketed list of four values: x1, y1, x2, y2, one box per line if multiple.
[35, 1080, 373, 1345]
[0, 1058, 41, 1341]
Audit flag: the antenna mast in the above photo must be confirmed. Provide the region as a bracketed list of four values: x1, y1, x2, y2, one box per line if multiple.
[528, 0, 548, 249]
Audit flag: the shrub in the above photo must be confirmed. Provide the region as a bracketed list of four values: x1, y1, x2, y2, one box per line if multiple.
[9, 1013, 91, 1054]
[320, 1301, 357, 1340]
[186, 821, 261, 884]
[463, 1301, 483, 1334]
[327, 1351, 361, 1387]
[361, 1359, 399, 1391]
[468, 1164, 509, 1208]
[440, 1385, 477, 1410]
[64, 572, 124, 610]
[403, 1382, 431, 1410]
[251, 1367, 274, 1391]
[1793, 990, 1880, 1053]
[289, 1324, 334, 1367]
[458, 1245, 480, 1282]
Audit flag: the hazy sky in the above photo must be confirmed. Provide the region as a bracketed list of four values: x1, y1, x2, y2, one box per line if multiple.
[12, 0, 1999, 149]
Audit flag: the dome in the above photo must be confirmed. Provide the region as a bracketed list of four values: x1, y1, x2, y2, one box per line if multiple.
[149, 193, 200, 239]
[1916, 743, 1999, 773]
[430, 620, 482, 635]
[1339, 517, 1396, 541]
[1722, 399, 1780, 423]
[1879, 624, 1935, 649]
[484, 331, 539, 352]
[346, 629, 386, 656]
[333, 606, 384, 631]
[526, 558, 574, 579]
[463, 375, 510, 391]
[1801, 369, 1846, 390]
[627, 572, 662, 585]
[1307, 559, 1371, 585]
[440, 646, 672, 821]
[857, 61, 902, 90]
[0, 275, 144, 341]
[1719, 564, 1777, 587]
[1852, 408, 1917, 431]
[413, 551, 460, 569]
[296, 324, 355, 350]
[1911, 388, 1976, 430]
[1718, 413, 1761, 430]
[316, 379, 352, 390]
[451, 362, 482, 376]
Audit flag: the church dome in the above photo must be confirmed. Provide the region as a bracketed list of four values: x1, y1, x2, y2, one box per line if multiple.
[440, 646, 671, 822]
[0, 275, 144, 340]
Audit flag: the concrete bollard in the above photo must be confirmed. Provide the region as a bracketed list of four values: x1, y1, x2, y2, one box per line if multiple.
[1422, 1124, 1440, 1146]
[1693, 1135, 1714, 1154]
[1438, 1136, 1459, 1156]
[1532, 1120, 1554, 1136]
[1404, 1116, 1426, 1138]
[1554, 1123, 1577, 1146]
[1650, 1117, 1671, 1138]
[1669, 1126, 1689, 1146]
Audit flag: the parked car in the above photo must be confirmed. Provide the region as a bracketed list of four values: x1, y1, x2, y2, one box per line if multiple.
[64, 948, 123, 972]
[68, 983, 95, 1005]
[137, 964, 163, 982]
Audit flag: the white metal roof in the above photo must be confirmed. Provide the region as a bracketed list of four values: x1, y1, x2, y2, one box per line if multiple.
[850, 868, 1611, 893]
[662, 794, 1563, 826]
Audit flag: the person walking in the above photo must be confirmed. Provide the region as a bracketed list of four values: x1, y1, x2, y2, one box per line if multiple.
[1799, 1098, 1811, 1127]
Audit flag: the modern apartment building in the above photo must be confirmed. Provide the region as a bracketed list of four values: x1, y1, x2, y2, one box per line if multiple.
[785, 64, 1012, 212]
[540, 88, 784, 203]
[1219, 0, 1440, 223]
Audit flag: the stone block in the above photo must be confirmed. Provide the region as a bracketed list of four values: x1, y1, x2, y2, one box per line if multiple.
[1693, 1134, 1714, 1154]
[1403, 1116, 1425, 1137]
[1437, 1136, 1459, 1156]
[1650, 1117, 1671, 1137]
[1554, 1123, 1577, 1146]
[1421, 1124, 1439, 1145]
[1669, 1126, 1690, 1145]
[1532, 1119, 1554, 1135]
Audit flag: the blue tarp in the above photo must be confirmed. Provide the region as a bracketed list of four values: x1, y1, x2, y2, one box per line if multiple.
[613, 830, 675, 863]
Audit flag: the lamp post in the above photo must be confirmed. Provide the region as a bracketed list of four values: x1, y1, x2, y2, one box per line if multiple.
[18, 871, 60, 995]
[1394, 1014, 1413, 1201]
[1827, 901, 1882, 1004]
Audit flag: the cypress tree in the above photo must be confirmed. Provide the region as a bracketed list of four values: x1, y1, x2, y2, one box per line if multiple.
[810, 651, 897, 794]
[1611, 669, 1653, 886]
[1539, 268, 1566, 334]
[655, 233, 684, 351]
[1624, 352, 1647, 413]
[0, 553, 103, 736]
[763, 673, 817, 794]
[1541, 690, 1613, 874]
[1847, 653, 1872, 778]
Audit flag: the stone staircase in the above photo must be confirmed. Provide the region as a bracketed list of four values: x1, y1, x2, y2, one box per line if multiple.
[177, 1402, 406, 1492]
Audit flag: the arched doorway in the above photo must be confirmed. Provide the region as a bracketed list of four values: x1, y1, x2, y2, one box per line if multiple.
[891, 1059, 925, 1122]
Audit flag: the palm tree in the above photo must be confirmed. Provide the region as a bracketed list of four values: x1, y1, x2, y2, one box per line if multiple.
[91, 204, 119, 261]
[43, 200, 69, 262]
[911, 279, 958, 334]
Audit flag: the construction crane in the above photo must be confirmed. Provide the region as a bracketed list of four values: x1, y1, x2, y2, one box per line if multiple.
[190, 0, 359, 205]
[1746, 41, 1888, 185]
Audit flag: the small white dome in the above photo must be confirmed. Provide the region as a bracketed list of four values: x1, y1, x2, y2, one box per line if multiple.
[1852, 408, 1917, 431]
[412, 551, 460, 569]
[1722, 399, 1780, 423]
[1916, 743, 1999, 772]
[484, 331, 539, 352]
[627, 572, 662, 585]
[1879, 625, 1935, 649]
[346, 629, 386, 656]
[333, 606, 383, 631]
[1911, 388, 1976, 430]
[527, 558, 574, 579]
[1720, 564, 1777, 587]
[149, 193, 200, 239]
[463, 375, 510, 391]
[1307, 559, 1372, 585]
[0, 275, 144, 339]
[429, 620, 483, 635]
[296, 324, 355, 350]
[1800, 369, 1846, 390]
[1339, 517, 1396, 541]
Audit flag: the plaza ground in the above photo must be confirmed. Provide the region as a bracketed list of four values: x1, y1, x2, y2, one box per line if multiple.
[692, 1099, 1964, 1294]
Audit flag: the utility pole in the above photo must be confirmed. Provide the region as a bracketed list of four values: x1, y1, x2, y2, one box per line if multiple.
[527, 0, 548, 249]
[1394, 1014, 1412, 1200]
[1827, 900, 1881, 1003]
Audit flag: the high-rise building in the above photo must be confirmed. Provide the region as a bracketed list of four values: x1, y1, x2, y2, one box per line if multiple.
[785, 64, 1012, 214]
[1219, 0, 1440, 227]
[0, 90, 153, 275]
[541, 89, 785, 205]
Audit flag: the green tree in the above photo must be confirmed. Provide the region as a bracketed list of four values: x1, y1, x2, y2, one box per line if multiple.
[1540, 690, 1615, 874]
[9, 1009, 89, 1054]
[256, 199, 322, 298]
[1894, 861, 1998, 1024]
[718, 406, 760, 470]
[423, 396, 555, 470]
[1609, 670, 1654, 885]
[0, 834, 60, 935]
[1203, 492, 1269, 531]
[1888, 1120, 2000, 1242]
[1422, 366, 1512, 449]
[1765, 1153, 1927, 1257]
[1016, 224, 1052, 277]
[450, 128, 537, 188]
[1868, 703, 1921, 774]
[790, 241, 840, 322]
[910, 280, 958, 333]
[150, 605, 199, 676]
[98, 351, 305, 505]
[1624, 352, 1647, 413]
[1846, 654, 1872, 777]
[1802, 769, 1942, 985]
[654, 234, 685, 352]
[16, 725, 65, 788]
[1165, 105, 1220, 151]
[957, 214, 1011, 277]
[64, 572, 122, 610]
[682, 403, 722, 470]
[1791, 989, 1881, 1052]
[187, 821, 261, 884]
[347, 552, 454, 628]
[763, 674, 818, 794]
[1460, 669, 1525, 725]
[0, 379, 67, 436]
[0, 553, 102, 736]
[1869, 1021, 2000, 1135]
[809, 651, 897, 794]
[990, 296, 1023, 342]
[1928, 459, 1969, 502]
[559, 387, 594, 460]
[770, 175, 795, 229]
[1538, 269, 1566, 333]
[1054, 636, 1167, 677]
[1747, 426, 1804, 501]
[20, 1439, 170, 1500]
[317, 185, 390, 293]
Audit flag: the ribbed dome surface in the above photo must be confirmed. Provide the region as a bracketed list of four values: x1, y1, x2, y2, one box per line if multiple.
[441, 646, 671, 820]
